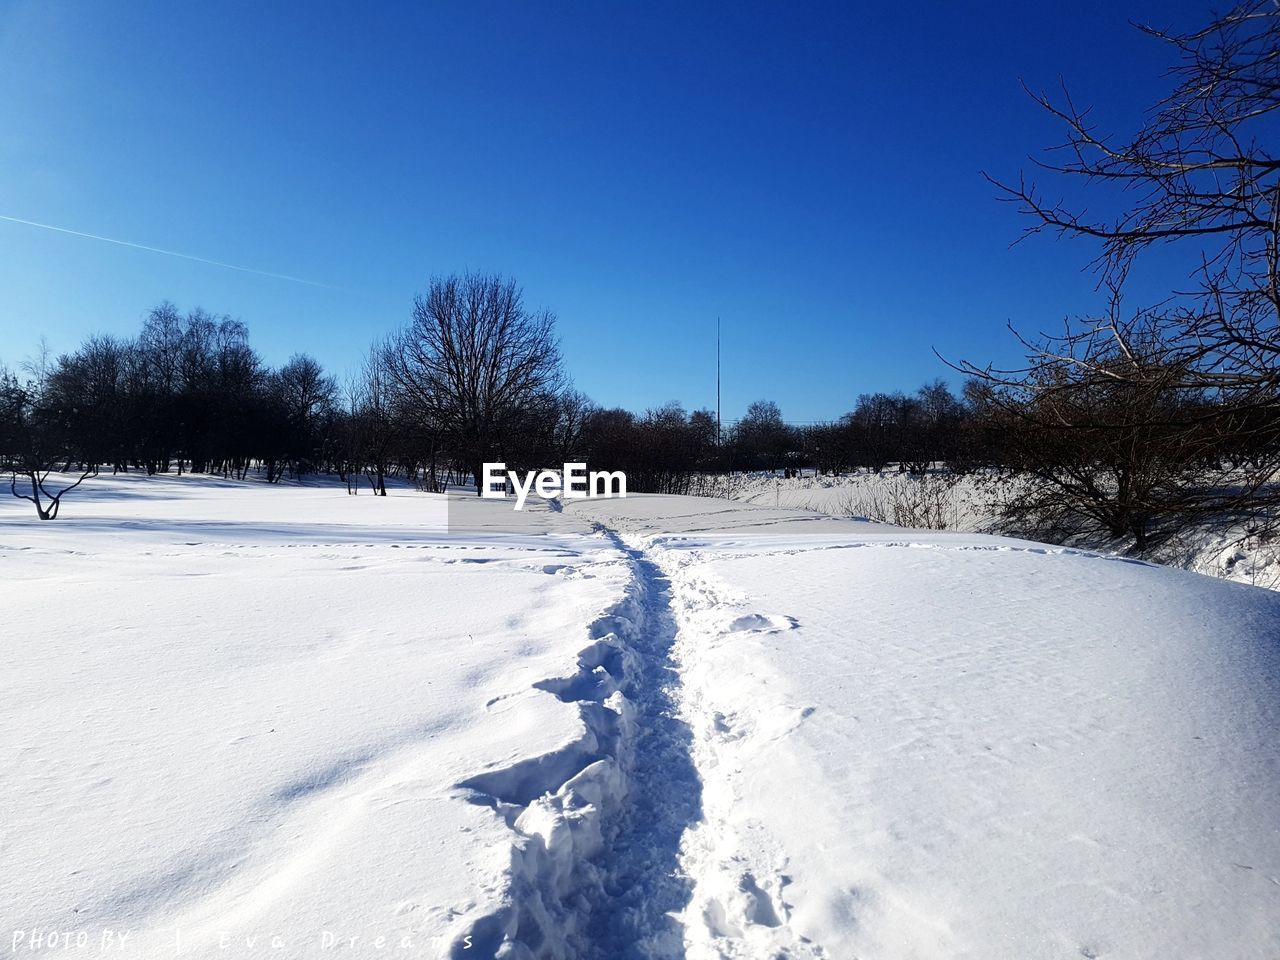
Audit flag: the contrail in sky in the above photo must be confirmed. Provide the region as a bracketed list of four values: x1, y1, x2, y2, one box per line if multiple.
[0, 214, 334, 289]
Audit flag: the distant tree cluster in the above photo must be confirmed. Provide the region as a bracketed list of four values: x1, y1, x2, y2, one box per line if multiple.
[0, 274, 591, 513]
[565, 383, 986, 489]
[799, 382, 978, 476]
[0, 274, 993, 516]
[3, 304, 343, 483]
[671, 382, 986, 479]
[556, 383, 993, 495]
[576, 403, 719, 495]
[1, 303, 346, 517]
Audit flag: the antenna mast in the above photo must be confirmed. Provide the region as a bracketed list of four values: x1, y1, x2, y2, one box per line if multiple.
[716, 316, 722, 445]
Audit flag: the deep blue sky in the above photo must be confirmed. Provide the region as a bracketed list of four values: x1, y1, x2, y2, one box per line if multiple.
[0, 1, 1214, 422]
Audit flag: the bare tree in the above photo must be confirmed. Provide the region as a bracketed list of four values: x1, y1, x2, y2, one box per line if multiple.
[733, 400, 791, 471]
[551, 388, 594, 463]
[963, 2, 1280, 544]
[3, 362, 96, 520]
[275, 354, 337, 477]
[351, 344, 398, 496]
[45, 334, 129, 473]
[385, 273, 563, 493]
[966, 325, 1254, 549]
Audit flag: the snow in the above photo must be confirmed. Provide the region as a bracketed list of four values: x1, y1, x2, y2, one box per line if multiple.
[2, 476, 630, 956]
[4, 476, 1280, 958]
[570, 497, 1280, 959]
[715, 470, 1280, 591]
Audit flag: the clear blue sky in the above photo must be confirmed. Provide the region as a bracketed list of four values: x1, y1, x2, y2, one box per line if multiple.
[0, 0, 1213, 422]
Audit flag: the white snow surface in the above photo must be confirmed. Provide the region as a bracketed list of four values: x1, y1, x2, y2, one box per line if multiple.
[715, 470, 1280, 591]
[3, 476, 1279, 959]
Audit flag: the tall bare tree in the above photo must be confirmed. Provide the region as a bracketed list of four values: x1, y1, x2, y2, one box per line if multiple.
[275, 354, 337, 477]
[385, 273, 563, 492]
[348, 344, 398, 496]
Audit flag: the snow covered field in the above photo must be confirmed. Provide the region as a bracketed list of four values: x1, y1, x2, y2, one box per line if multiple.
[4, 476, 1279, 958]
[715, 471, 1280, 592]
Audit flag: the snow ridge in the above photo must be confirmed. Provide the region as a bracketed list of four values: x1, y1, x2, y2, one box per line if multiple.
[450, 527, 700, 959]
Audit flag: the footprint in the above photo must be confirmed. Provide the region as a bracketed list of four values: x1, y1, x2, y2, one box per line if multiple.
[712, 711, 748, 741]
[740, 873, 782, 927]
[727, 613, 800, 634]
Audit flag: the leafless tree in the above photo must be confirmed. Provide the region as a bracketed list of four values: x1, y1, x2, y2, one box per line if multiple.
[966, 319, 1259, 549]
[551, 388, 594, 463]
[733, 400, 791, 471]
[962, 2, 1280, 545]
[275, 354, 337, 476]
[350, 345, 398, 496]
[2, 361, 96, 520]
[385, 273, 563, 493]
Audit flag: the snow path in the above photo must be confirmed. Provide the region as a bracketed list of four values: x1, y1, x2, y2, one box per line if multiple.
[450, 525, 700, 960]
[580, 528, 699, 959]
[603, 536, 824, 960]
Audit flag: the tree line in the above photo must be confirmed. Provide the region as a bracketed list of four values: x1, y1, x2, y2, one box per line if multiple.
[0, 277, 999, 510]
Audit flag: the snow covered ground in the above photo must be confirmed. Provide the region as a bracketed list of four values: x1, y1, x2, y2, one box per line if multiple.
[713, 471, 1280, 591]
[2, 476, 632, 957]
[4, 476, 1279, 958]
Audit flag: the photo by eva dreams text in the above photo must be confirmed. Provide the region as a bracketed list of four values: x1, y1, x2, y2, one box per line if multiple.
[481, 462, 626, 510]
[7, 928, 471, 954]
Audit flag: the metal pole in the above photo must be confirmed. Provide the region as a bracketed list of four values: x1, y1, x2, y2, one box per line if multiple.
[716, 316, 721, 445]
